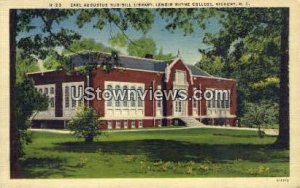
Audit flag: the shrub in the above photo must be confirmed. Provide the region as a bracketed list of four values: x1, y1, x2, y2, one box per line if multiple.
[67, 106, 100, 142]
[241, 101, 278, 137]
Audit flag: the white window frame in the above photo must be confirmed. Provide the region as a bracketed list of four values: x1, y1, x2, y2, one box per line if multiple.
[206, 88, 230, 118]
[104, 81, 145, 118]
[35, 84, 56, 111]
[62, 81, 84, 117]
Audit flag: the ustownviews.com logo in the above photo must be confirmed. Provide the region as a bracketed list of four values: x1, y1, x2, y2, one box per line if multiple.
[71, 87, 230, 102]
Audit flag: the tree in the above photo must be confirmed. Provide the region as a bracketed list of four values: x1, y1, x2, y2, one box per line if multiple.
[67, 106, 100, 142]
[12, 9, 156, 176]
[109, 33, 174, 60]
[62, 38, 113, 55]
[127, 37, 156, 57]
[158, 8, 289, 148]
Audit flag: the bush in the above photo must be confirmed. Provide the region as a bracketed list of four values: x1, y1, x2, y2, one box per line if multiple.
[67, 106, 100, 142]
[241, 101, 278, 137]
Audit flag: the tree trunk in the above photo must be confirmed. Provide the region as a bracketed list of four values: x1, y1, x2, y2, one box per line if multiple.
[10, 9, 21, 178]
[275, 8, 289, 149]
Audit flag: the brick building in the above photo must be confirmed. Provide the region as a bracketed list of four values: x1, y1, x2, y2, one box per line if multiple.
[29, 52, 237, 129]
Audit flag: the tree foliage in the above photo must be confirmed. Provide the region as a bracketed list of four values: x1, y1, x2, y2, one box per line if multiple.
[67, 106, 100, 142]
[16, 77, 48, 156]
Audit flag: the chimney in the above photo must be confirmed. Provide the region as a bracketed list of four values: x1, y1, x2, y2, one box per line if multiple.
[144, 53, 154, 59]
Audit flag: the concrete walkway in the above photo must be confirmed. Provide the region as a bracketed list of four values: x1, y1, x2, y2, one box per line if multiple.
[30, 125, 278, 136]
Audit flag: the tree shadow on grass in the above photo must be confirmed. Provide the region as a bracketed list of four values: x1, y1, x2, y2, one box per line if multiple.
[20, 157, 77, 178]
[47, 139, 289, 164]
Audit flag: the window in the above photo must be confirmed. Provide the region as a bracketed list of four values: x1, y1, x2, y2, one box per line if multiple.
[124, 120, 128, 129]
[65, 86, 70, 108]
[123, 85, 128, 107]
[63, 82, 84, 110]
[116, 121, 121, 129]
[157, 85, 162, 109]
[107, 85, 113, 107]
[138, 120, 143, 128]
[115, 85, 121, 107]
[208, 100, 211, 108]
[225, 100, 229, 108]
[137, 86, 143, 107]
[212, 100, 216, 108]
[131, 120, 136, 128]
[35, 84, 55, 111]
[78, 85, 83, 106]
[71, 86, 76, 107]
[175, 71, 186, 85]
[130, 86, 136, 107]
[50, 87, 54, 94]
[107, 121, 112, 129]
[50, 97, 55, 108]
[217, 100, 220, 108]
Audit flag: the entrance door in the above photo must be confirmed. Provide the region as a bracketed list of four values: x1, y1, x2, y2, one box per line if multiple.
[174, 99, 186, 116]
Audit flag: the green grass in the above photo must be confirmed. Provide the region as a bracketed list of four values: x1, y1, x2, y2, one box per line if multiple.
[20, 128, 289, 178]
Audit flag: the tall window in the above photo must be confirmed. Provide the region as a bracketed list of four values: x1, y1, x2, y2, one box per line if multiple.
[137, 86, 143, 107]
[71, 86, 76, 107]
[78, 85, 83, 106]
[130, 86, 136, 107]
[123, 85, 128, 107]
[175, 71, 186, 85]
[63, 82, 84, 110]
[115, 85, 121, 107]
[35, 84, 55, 110]
[107, 85, 113, 107]
[65, 86, 70, 108]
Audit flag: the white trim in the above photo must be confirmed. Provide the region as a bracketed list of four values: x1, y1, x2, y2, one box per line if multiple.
[62, 81, 85, 117]
[114, 67, 165, 74]
[104, 81, 145, 119]
[164, 57, 194, 84]
[193, 75, 235, 81]
[34, 84, 56, 118]
[27, 69, 58, 75]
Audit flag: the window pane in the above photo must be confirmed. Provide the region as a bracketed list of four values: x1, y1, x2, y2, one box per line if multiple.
[50, 87, 54, 94]
[71, 86, 76, 107]
[137, 87, 143, 107]
[130, 86, 136, 107]
[50, 97, 55, 108]
[115, 85, 121, 107]
[78, 85, 83, 106]
[123, 86, 128, 107]
[107, 85, 112, 107]
[65, 86, 69, 108]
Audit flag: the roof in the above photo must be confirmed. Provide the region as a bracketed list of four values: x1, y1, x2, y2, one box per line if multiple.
[71, 52, 211, 77]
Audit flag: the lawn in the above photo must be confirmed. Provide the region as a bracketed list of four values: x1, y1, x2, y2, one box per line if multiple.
[20, 128, 289, 178]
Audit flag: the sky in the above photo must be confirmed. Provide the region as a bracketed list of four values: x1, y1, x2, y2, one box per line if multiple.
[19, 10, 222, 65]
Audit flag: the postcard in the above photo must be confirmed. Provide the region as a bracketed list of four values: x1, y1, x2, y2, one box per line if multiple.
[0, 0, 299, 187]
